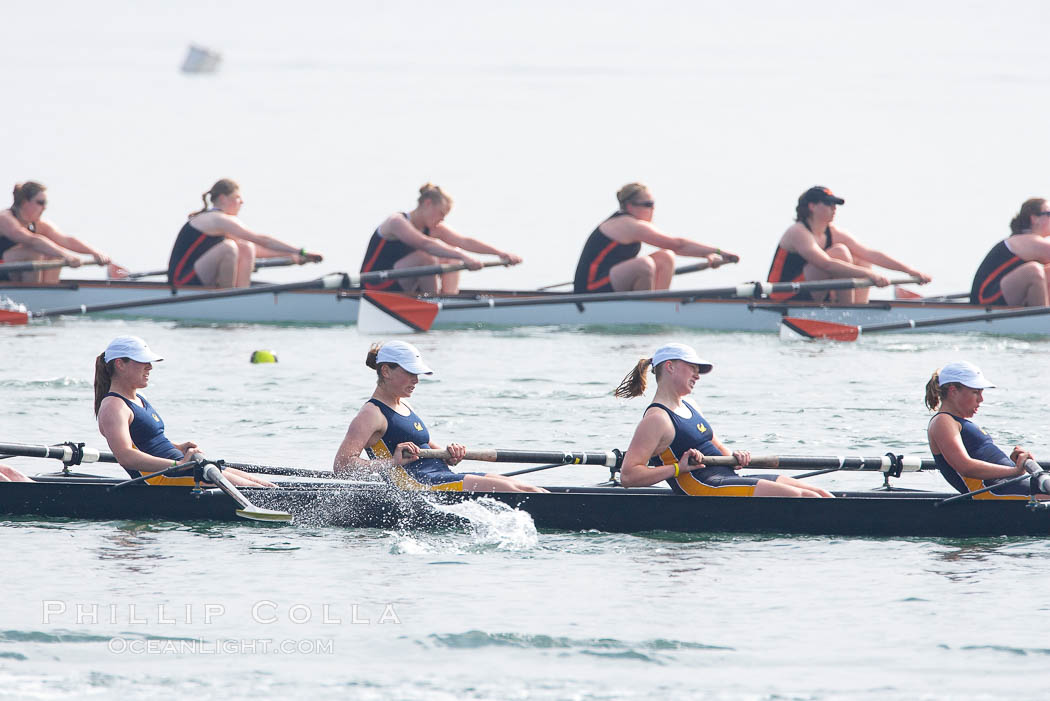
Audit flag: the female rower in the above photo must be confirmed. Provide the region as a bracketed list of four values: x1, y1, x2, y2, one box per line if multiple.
[0, 181, 112, 283]
[167, 178, 323, 288]
[969, 198, 1050, 306]
[573, 183, 738, 293]
[925, 361, 1045, 499]
[767, 186, 931, 303]
[616, 342, 832, 497]
[361, 183, 522, 295]
[333, 340, 546, 493]
[95, 335, 273, 487]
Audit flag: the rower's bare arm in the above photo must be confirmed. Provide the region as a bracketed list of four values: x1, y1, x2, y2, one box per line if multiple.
[784, 226, 884, 282]
[1011, 235, 1050, 264]
[0, 214, 80, 262]
[620, 411, 676, 487]
[633, 221, 737, 261]
[97, 400, 188, 473]
[333, 407, 386, 476]
[35, 221, 110, 264]
[387, 217, 482, 267]
[928, 415, 1022, 480]
[431, 224, 522, 264]
[215, 215, 320, 260]
[834, 229, 930, 282]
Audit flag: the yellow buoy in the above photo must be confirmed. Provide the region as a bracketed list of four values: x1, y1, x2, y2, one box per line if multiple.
[250, 350, 278, 364]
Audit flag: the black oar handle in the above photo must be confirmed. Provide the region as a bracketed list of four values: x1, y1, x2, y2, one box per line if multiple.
[416, 448, 622, 467]
[694, 454, 931, 471]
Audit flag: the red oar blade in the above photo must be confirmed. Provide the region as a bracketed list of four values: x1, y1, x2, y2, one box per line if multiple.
[894, 286, 922, 299]
[0, 309, 30, 326]
[358, 291, 439, 334]
[780, 317, 859, 342]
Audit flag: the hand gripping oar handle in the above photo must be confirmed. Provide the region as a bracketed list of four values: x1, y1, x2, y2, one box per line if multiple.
[416, 448, 623, 467]
[348, 259, 512, 287]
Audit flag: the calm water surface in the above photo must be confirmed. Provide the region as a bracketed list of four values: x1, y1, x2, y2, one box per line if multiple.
[2, 319, 1049, 699]
[5, 1, 1050, 698]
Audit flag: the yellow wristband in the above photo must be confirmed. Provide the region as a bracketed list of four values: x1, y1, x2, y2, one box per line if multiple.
[672, 462, 680, 478]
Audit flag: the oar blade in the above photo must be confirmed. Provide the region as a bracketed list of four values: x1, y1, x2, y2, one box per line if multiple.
[780, 317, 859, 342]
[358, 291, 438, 334]
[235, 506, 294, 523]
[0, 309, 29, 326]
[894, 286, 922, 299]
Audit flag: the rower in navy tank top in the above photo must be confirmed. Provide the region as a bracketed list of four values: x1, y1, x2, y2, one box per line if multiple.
[617, 342, 834, 498]
[365, 398, 483, 490]
[925, 361, 1045, 500]
[647, 401, 782, 496]
[333, 340, 546, 493]
[104, 392, 183, 463]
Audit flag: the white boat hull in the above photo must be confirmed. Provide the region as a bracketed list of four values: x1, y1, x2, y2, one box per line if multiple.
[3, 279, 1048, 336]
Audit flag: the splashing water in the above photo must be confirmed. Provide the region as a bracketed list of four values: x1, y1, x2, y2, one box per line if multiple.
[391, 497, 538, 553]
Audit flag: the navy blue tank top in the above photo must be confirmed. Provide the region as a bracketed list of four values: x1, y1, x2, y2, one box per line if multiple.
[930, 412, 1012, 493]
[364, 398, 446, 472]
[105, 392, 183, 461]
[360, 213, 431, 290]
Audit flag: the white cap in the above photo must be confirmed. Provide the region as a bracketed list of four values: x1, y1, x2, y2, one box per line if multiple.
[103, 335, 164, 363]
[651, 342, 712, 374]
[938, 361, 995, 389]
[376, 340, 433, 375]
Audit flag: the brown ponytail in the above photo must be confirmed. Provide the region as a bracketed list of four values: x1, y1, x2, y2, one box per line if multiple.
[193, 178, 239, 215]
[613, 358, 654, 398]
[417, 183, 451, 208]
[93, 353, 116, 417]
[365, 342, 399, 382]
[1009, 198, 1046, 236]
[12, 181, 46, 210]
[924, 371, 941, 411]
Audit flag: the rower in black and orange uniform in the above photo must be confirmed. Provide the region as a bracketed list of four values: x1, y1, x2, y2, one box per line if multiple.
[573, 183, 737, 293]
[360, 183, 519, 295]
[767, 185, 930, 303]
[616, 342, 832, 497]
[969, 198, 1050, 306]
[925, 361, 1046, 499]
[167, 179, 322, 288]
[333, 340, 546, 493]
[0, 181, 111, 283]
[94, 335, 274, 487]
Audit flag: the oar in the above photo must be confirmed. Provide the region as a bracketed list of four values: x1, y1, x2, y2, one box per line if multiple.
[108, 457, 293, 523]
[111, 256, 305, 280]
[780, 304, 1050, 341]
[694, 453, 1050, 472]
[894, 286, 969, 301]
[0, 257, 99, 274]
[0, 260, 510, 326]
[0, 440, 365, 480]
[416, 447, 623, 467]
[360, 275, 922, 333]
[535, 256, 736, 291]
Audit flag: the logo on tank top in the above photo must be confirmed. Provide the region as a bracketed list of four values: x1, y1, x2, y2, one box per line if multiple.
[414, 422, 423, 431]
[698, 423, 707, 433]
[152, 414, 160, 422]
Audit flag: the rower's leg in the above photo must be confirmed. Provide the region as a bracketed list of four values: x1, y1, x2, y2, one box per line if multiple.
[650, 249, 676, 289]
[999, 262, 1049, 307]
[393, 250, 440, 294]
[0, 464, 32, 482]
[233, 239, 256, 288]
[822, 244, 865, 304]
[609, 256, 657, 291]
[773, 474, 834, 497]
[436, 256, 462, 295]
[461, 474, 548, 493]
[222, 467, 275, 488]
[752, 478, 828, 497]
[193, 239, 239, 287]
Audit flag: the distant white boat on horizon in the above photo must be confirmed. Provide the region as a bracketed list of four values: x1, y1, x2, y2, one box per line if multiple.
[181, 44, 221, 74]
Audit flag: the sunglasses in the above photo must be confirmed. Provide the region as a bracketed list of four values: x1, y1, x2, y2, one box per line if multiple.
[1035, 211, 1050, 217]
[34, 198, 47, 207]
[632, 200, 656, 208]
